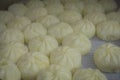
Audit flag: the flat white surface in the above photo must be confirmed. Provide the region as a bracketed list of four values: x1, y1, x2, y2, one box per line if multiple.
[82, 37, 120, 80]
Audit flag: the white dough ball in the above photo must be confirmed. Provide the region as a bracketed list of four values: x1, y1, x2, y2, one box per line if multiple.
[61, 0, 80, 4]
[72, 19, 95, 38]
[37, 65, 72, 80]
[37, 15, 60, 29]
[26, 0, 45, 9]
[43, 0, 61, 5]
[0, 59, 21, 80]
[0, 42, 28, 63]
[106, 12, 120, 23]
[58, 10, 82, 25]
[46, 3, 64, 16]
[62, 33, 91, 55]
[17, 52, 49, 80]
[73, 68, 107, 80]
[50, 46, 82, 71]
[64, 1, 84, 13]
[0, 23, 7, 33]
[96, 20, 120, 41]
[94, 43, 120, 72]
[25, 7, 47, 21]
[8, 3, 28, 16]
[7, 16, 31, 31]
[28, 35, 58, 55]
[0, 11, 14, 24]
[99, 0, 117, 12]
[82, 0, 98, 4]
[24, 22, 47, 43]
[83, 3, 104, 16]
[0, 28, 24, 44]
[48, 22, 73, 44]
[84, 12, 106, 25]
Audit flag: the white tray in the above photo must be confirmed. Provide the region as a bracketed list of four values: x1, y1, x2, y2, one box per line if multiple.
[82, 37, 120, 80]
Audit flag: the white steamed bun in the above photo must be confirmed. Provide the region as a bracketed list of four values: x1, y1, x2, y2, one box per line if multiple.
[8, 3, 28, 16]
[72, 19, 95, 38]
[84, 12, 106, 25]
[96, 20, 120, 41]
[0, 42, 28, 63]
[24, 22, 47, 43]
[94, 43, 120, 72]
[0, 59, 21, 80]
[83, 3, 104, 16]
[43, 0, 61, 5]
[17, 52, 49, 80]
[99, 0, 117, 12]
[46, 3, 64, 16]
[82, 0, 98, 4]
[0, 23, 7, 33]
[7, 16, 31, 31]
[0, 28, 24, 44]
[0, 11, 14, 24]
[37, 65, 72, 80]
[58, 10, 82, 25]
[73, 68, 107, 80]
[48, 22, 73, 44]
[106, 12, 120, 23]
[28, 35, 58, 55]
[25, 7, 47, 21]
[61, 0, 80, 4]
[36, 15, 60, 29]
[64, 1, 84, 13]
[50, 46, 82, 71]
[26, 0, 45, 9]
[62, 33, 91, 55]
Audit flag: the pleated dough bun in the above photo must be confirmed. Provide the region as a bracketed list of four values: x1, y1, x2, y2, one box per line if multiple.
[96, 20, 120, 41]
[26, 0, 45, 9]
[7, 16, 31, 31]
[99, 0, 117, 12]
[46, 3, 64, 16]
[43, 0, 61, 5]
[84, 12, 106, 25]
[83, 3, 104, 16]
[0, 23, 7, 33]
[37, 65, 72, 80]
[8, 3, 28, 16]
[0, 28, 24, 44]
[24, 22, 47, 43]
[72, 19, 95, 38]
[64, 1, 84, 13]
[62, 33, 91, 55]
[36, 15, 60, 29]
[106, 12, 120, 23]
[82, 0, 98, 4]
[61, 0, 80, 4]
[0, 59, 21, 80]
[25, 7, 47, 21]
[73, 68, 107, 80]
[94, 43, 120, 72]
[50, 46, 82, 71]
[17, 52, 49, 80]
[58, 10, 82, 25]
[0, 11, 14, 24]
[0, 42, 28, 63]
[28, 35, 58, 55]
[48, 22, 73, 44]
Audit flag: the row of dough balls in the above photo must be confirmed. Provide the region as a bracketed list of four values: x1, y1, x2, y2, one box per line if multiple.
[0, 59, 107, 80]
[0, 1, 120, 41]
[0, 15, 120, 43]
[1, 43, 120, 80]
